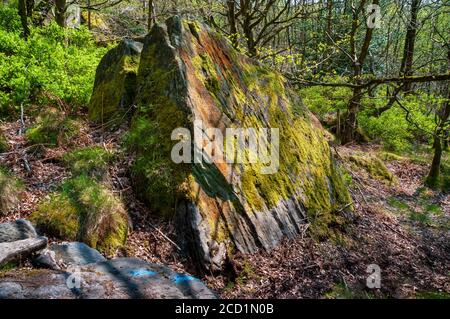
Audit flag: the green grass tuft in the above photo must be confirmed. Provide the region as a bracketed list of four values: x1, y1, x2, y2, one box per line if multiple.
[63, 146, 114, 181]
[0, 166, 23, 214]
[30, 175, 128, 256]
[26, 108, 81, 147]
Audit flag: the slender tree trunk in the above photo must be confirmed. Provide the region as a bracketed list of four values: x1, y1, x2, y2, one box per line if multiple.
[444, 130, 449, 151]
[340, 0, 379, 144]
[25, 0, 33, 17]
[400, 0, 421, 93]
[426, 46, 450, 188]
[55, 0, 67, 28]
[326, 0, 333, 37]
[342, 87, 362, 143]
[147, 0, 156, 32]
[427, 134, 443, 187]
[18, 0, 29, 38]
[427, 90, 450, 188]
[227, 0, 238, 48]
[87, 0, 91, 30]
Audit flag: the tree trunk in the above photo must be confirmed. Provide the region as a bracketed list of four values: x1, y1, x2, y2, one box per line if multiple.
[147, 0, 156, 32]
[400, 0, 421, 93]
[25, 0, 34, 17]
[326, 0, 333, 38]
[55, 0, 67, 28]
[426, 45, 450, 188]
[227, 0, 238, 48]
[87, 0, 91, 30]
[427, 134, 443, 188]
[426, 91, 450, 188]
[340, 0, 379, 144]
[341, 87, 362, 144]
[18, 0, 29, 38]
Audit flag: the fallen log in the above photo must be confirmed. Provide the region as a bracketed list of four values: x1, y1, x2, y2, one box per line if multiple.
[0, 237, 48, 267]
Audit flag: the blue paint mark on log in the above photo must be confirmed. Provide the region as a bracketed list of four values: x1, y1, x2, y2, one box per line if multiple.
[172, 273, 198, 284]
[127, 269, 157, 277]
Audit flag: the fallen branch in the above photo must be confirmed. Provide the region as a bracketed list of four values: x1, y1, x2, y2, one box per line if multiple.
[291, 73, 450, 89]
[146, 221, 182, 251]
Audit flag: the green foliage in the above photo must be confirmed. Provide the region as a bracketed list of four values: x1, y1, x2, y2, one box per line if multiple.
[415, 291, 450, 299]
[359, 93, 437, 152]
[31, 175, 128, 256]
[299, 78, 352, 123]
[387, 197, 410, 211]
[325, 283, 376, 299]
[25, 108, 81, 146]
[300, 81, 438, 153]
[409, 211, 430, 224]
[0, 166, 23, 214]
[0, 5, 22, 33]
[63, 146, 114, 180]
[235, 260, 259, 286]
[0, 6, 107, 117]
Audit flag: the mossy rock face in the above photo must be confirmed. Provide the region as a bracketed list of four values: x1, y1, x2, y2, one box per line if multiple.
[128, 17, 351, 271]
[0, 167, 22, 215]
[30, 175, 128, 256]
[88, 39, 143, 125]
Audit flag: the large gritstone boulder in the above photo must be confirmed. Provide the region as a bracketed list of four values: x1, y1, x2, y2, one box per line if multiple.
[48, 242, 107, 266]
[88, 39, 143, 124]
[0, 258, 216, 299]
[127, 17, 351, 271]
[0, 220, 37, 243]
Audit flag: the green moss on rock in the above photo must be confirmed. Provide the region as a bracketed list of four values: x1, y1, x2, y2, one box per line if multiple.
[348, 154, 394, 182]
[128, 17, 352, 269]
[30, 175, 128, 256]
[126, 25, 191, 217]
[88, 39, 143, 125]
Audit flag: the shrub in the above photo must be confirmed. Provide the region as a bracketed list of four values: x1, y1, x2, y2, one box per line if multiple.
[299, 78, 352, 124]
[30, 175, 128, 256]
[0, 6, 107, 117]
[358, 93, 436, 152]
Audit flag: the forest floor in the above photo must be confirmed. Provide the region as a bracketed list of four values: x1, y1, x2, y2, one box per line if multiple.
[0, 116, 449, 299]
